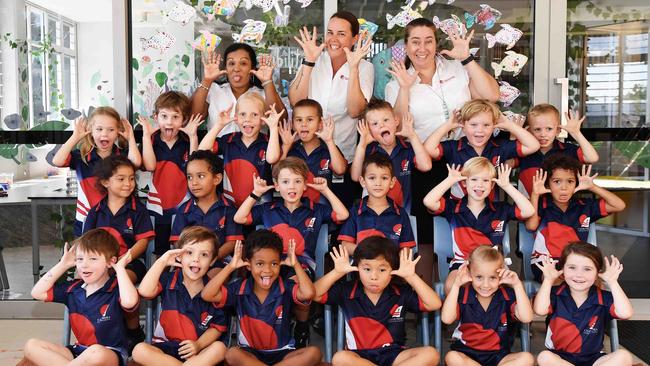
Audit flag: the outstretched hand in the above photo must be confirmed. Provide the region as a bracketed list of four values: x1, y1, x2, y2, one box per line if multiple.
[330, 245, 358, 275]
[391, 248, 421, 280]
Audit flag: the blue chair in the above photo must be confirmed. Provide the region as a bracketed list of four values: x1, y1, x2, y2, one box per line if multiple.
[432, 216, 453, 358]
[313, 224, 335, 362]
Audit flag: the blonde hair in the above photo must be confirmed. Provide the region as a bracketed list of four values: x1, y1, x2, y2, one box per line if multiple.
[459, 99, 501, 125]
[468, 245, 504, 268]
[236, 92, 267, 114]
[527, 103, 560, 127]
[79, 107, 125, 163]
[462, 157, 496, 179]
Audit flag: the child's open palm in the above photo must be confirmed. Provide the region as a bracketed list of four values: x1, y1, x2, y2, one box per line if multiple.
[574, 164, 598, 193]
[138, 115, 158, 138]
[261, 103, 285, 131]
[315, 116, 335, 143]
[492, 164, 513, 188]
[598, 255, 623, 285]
[114, 250, 133, 270]
[228, 241, 249, 270]
[391, 248, 421, 279]
[279, 120, 297, 146]
[282, 239, 298, 267]
[118, 119, 134, 140]
[446, 163, 466, 183]
[395, 113, 416, 140]
[330, 245, 357, 275]
[252, 174, 274, 196]
[532, 169, 551, 195]
[561, 110, 586, 136]
[60, 242, 77, 268]
[534, 255, 563, 282]
[497, 268, 521, 286]
[356, 119, 375, 146]
[72, 117, 90, 140]
[180, 114, 204, 137]
[453, 263, 473, 287]
[159, 248, 185, 268]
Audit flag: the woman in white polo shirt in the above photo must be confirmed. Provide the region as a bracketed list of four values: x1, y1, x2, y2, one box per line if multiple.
[191, 43, 286, 136]
[288, 11, 374, 207]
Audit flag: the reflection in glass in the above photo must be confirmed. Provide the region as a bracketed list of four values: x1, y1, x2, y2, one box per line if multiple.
[30, 10, 43, 42]
[30, 54, 45, 126]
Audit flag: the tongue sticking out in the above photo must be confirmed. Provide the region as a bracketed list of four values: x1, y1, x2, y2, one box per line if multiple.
[381, 131, 392, 144]
[262, 277, 271, 286]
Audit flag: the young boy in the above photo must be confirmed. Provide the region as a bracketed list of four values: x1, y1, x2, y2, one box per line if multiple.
[315, 238, 441, 366]
[140, 91, 204, 255]
[280, 98, 347, 205]
[441, 245, 534, 366]
[198, 93, 283, 207]
[423, 157, 535, 293]
[351, 100, 432, 213]
[339, 154, 416, 254]
[202, 230, 322, 366]
[23, 229, 138, 366]
[514, 104, 599, 197]
[132, 226, 228, 365]
[171, 150, 243, 270]
[526, 155, 625, 282]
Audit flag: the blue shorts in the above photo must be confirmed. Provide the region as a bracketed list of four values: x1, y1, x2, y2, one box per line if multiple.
[352, 345, 404, 366]
[239, 347, 293, 365]
[450, 343, 509, 366]
[152, 340, 183, 361]
[67, 344, 127, 366]
[551, 350, 606, 366]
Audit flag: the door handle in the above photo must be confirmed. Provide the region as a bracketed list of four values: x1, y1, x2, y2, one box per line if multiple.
[555, 77, 569, 138]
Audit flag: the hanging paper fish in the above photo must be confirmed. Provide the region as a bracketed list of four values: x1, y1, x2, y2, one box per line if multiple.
[244, 0, 276, 12]
[432, 15, 467, 38]
[207, 0, 240, 19]
[140, 30, 176, 54]
[293, 0, 314, 8]
[498, 81, 521, 107]
[192, 31, 222, 53]
[485, 24, 523, 49]
[491, 50, 528, 78]
[503, 110, 525, 126]
[391, 40, 406, 64]
[60, 108, 82, 120]
[164, 1, 196, 25]
[372, 47, 393, 100]
[469, 47, 480, 56]
[465, 4, 502, 30]
[359, 18, 379, 37]
[3, 114, 22, 129]
[232, 19, 267, 44]
[386, 6, 423, 30]
[272, 1, 290, 27]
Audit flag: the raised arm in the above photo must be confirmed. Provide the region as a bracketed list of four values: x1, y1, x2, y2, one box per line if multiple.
[251, 54, 287, 118]
[283, 240, 315, 302]
[31, 243, 77, 301]
[350, 119, 374, 182]
[138, 115, 158, 172]
[52, 117, 88, 167]
[574, 165, 626, 214]
[120, 119, 142, 168]
[423, 112, 461, 159]
[392, 248, 441, 311]
[599, 255, 633, 319]
[198, 105, 233, 151]
[423, 164, 465, 212]
[493, 164, 535, 219]
[288, 26, 324, 105]
[562, 110, 599, 163]
[233, 175, 273, 224]
[344, 34, 372, 118]
[179, 114, 204, 154]
[314, 245, 357, 302]
[279, 120, 297, 160]
[138, 248, 185, 298]
[261, 104, 285, 164]
[316, 116, 347, 175]
[307, 177, 349, 221]
[190, 52, 226, 119]
[498, 268, 533, 323]
[525, 169, 549, 231]
[440, 263, 471, 324]
[496, 114, 540, 156]
[112, 250, 139, 310]
[532, 256, 562, 315]
[202, 241, 248, 303]
[396, 113, 432, 172]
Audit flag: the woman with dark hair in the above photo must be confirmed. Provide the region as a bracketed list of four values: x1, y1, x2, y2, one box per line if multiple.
[190, 43, 286, 135]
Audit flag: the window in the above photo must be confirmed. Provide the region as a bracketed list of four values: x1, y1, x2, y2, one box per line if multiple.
[0, 47, 4, 122]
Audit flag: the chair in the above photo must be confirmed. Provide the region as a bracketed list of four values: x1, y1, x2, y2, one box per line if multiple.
[432, 216, 453, 357]
[313, 224, 335, 362]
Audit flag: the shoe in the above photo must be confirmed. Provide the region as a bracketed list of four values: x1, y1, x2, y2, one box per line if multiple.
[126, 326, 146, 355]
[311, 315, 325, 337]
[294, 322, 310, 348]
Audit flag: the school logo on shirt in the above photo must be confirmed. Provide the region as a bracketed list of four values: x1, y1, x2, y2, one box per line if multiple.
[200, 311, 213, 330]
[339, 74, 349, 81]
[124, 217, 134, 235]
[491, 156, 501, 167]
[219, 216, 226, 229]
[579, 215, 590, 228]
[497, 312, 508, 331]
[275, 305, 283, 324]
[491, 220, 505, 232]
[400, 160, 410, 176]
[390, 304, 403, 318]
[304, 217, 316, 230]
[319, 159, 330, 173]
[392, 224, 402, 238]
[258, 149, 267, 164]
[97, 304, 111, 323]
[183, 151, 189, 162]
[584, 315, 599, 334]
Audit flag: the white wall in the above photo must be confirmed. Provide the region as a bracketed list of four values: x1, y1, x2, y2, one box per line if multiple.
[77, 21, 114, 111]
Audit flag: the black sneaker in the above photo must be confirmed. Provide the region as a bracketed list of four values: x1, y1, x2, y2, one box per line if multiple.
[294, 322, 310, 348]
[126, 326, 145, 354]
[311, 315, 325, 337]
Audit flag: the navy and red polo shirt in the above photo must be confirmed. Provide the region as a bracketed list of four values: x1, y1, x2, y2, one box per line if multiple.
[338, 197, 415, 249]
[211, 132, 272, 207]
[531, 196, 608, 263]
[214, 275, 309, 352]
[513, 140, 584, 197]
[146, 131, 190, 220]
[451, 284, 518, 352]
[46, 275, 136, 359]
[61, 146, 127, 236]
[247, 198, 340, 270]
[432, 196, 524, 267]
[365, 138, 417, 212]
[287, 139, 345, 205]
[144, 269, 228, 343]
[544, 284, 619, 356]
[170, 195, 244, 244]
[316, 280, 426, 350]
[83, 196, 155, 256]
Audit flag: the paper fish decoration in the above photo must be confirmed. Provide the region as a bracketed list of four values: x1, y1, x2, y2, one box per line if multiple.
[469, 47, 480, 56]
[491, 50, 528, 78]
[192, 31, 222, 53]
[372, 47, 393, 100]
[232, 19, 267, 44]
[3, 114, 22, 129]
[432, 15, 467, 38]
[140, 30, 176, 54]
[465, 4, 502, 30]
[503, 110, 525, 126]
[244, 0, 276, 12]
[386, 6, 422, 30]
[164, 1, 196, 25]
[204, 0, 240, 19]
[359, 18, 379, 37]
[61, 108, 82, 120]
[391, 40, 406, 64]
[485, 24, 523, 49]
[498, 81, 521, 107]
[293, 0, 314, 8]
[272, 1, 290, 27]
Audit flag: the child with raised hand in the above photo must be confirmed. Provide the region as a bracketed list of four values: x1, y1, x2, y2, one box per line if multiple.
[198, 93, 283, 207]
[442, 245, 534, 366]
[51, 107, 141, 236]
[202, 230, 322, 366]
[526, 155, 626, 282]
[132, 226, 228, 366]
[279, 98, 347, 205]
[23, 229, 138, 366]
[534, 243, 634, 366]
[423, 157, 535, 293]
[315, 238, 441, 366]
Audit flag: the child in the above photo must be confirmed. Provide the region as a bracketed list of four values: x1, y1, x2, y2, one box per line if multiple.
[51, 107, 141, 236]
[526, 155, 626, 282]
[515, 104, 599, 197]
[279, 98, 347, 205]
[140, 91, 204, 255]
[202, 230, 322, 366]
[534, 242, 634, 366]
[315, 238, 441, 366]
[171, 150, 243, 269]
[423, 157, 535, 293]
[441, 245, 534, 366]
[198, 93, 283, 207]
[23, 229, 138, 366]
[351, 100, 432, 213]
[132, 226, 228, 365]
[338, 154, 416, 254]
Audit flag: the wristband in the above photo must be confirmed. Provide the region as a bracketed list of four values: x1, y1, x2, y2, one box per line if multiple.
[302, 59, 316, 67]
[249, 192, 261, 201]
[198, 83, 210, 92]
[261, 79, 273, 87]
[460, 54, 474, 66]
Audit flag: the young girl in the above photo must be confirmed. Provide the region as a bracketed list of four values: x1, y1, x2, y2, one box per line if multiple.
[534, 242, 634, 366]
[52, 107, 141, 236]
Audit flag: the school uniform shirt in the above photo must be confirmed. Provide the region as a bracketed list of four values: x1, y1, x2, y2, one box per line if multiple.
[316, 280, 426, 350]
[432, 196, 525, 267]
[543, 284, 620, 355]
[365, 138, 417, 212]
[338, 196, 416, 249]
[210, 132, 272, 207]
[206, 83, 265, 136]
[451, 284, 518, 352]
[308, 52, 374, 162]
[385, 56, 471, 142]
[46, 275, 136, 358]
[513, 140, 585, 197]
[170, 195, 244, 244]
[83, 196, 155, 256]
[247, 198, 340, 270]
[214, 275, 309, 352]
[144, 269, 228, 343]
[531, 196, 608, 264]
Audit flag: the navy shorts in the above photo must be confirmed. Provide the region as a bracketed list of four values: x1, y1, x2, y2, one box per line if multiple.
[67, 344, 127, 366]
[552, 350, 606, 366]
[152, 341, 184, 361]
[352, 345, 404, 366]
[239, 347, 293, 365]
[450, 343, 509, 366]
